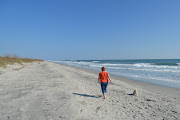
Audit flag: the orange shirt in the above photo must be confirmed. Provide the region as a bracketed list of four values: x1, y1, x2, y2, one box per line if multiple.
[99, 71, 109, 83]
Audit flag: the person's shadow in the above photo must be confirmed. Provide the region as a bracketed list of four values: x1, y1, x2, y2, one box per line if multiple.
[73, 93, 101, 98]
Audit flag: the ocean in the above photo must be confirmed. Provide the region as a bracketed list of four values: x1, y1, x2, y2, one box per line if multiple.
[51, 59, 180, 89]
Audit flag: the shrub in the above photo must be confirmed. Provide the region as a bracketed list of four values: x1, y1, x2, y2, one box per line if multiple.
[0, 55, 43, 68]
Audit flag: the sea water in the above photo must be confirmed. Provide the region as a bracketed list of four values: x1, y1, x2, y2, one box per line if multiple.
[51, 59, 180, 89]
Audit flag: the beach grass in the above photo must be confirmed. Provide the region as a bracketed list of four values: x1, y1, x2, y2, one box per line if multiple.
[0, 55, 43, 68]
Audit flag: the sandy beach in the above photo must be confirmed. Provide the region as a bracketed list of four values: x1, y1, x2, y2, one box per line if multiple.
[0, 61, 180, 120]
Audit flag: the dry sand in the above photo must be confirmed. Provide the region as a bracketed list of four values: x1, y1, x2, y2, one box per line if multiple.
[0, 61, 180, 120]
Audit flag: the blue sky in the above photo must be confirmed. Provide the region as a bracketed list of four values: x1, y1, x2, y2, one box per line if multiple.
[0, 0, 180, 60]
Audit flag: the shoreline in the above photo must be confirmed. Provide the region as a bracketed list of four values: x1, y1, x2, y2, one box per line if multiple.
[1, 61, 180, 119]
[53, 62, 180, 97]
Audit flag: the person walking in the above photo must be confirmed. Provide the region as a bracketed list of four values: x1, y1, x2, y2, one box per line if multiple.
[98, 67, 112, 99]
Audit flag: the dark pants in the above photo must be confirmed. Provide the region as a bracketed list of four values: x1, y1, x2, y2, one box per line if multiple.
[101, 82, 108, 94]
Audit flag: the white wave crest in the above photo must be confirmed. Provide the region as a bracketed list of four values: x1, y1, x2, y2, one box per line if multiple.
[92, 61, 99, 62]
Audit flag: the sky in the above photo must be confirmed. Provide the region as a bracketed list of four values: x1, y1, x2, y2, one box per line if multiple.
[0, 0, 180, 60]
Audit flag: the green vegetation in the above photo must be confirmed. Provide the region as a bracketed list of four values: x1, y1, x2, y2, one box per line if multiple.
[0, 55, 43, 68]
